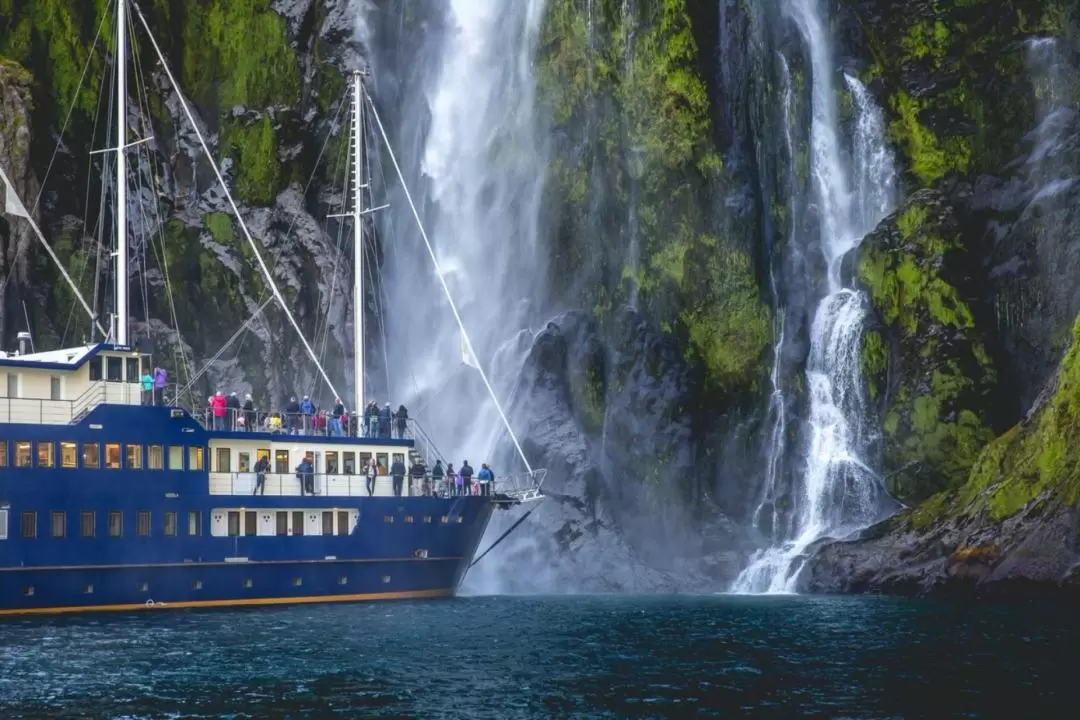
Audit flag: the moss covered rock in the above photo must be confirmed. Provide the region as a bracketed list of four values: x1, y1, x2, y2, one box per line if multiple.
[857, 189, 998, 503]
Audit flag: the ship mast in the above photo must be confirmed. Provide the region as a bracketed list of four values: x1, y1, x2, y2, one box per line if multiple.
[352, 69, 365, 422]
[114, 0, 129, 346]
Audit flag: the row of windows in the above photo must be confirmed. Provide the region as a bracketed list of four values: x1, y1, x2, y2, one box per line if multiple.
[1, 356, 149, 403]
[19, 574, 395, 598]
[215, 448, 405, 475]
[0, 441, 203, 471]
[14, 510, 199, 539]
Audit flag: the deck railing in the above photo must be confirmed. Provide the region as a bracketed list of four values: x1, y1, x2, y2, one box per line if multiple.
[209, 470, 521, 499]
[0, 381, 143, 425]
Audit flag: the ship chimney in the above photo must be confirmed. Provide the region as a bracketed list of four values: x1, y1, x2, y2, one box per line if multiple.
[16, 331, 32, 356]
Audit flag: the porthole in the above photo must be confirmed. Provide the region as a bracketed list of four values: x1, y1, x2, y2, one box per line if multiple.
[23, 586, 34, 597]
[243, 579, 253, 588]
[423, 516, 432, 524]
[338, 576, 348, 586]
[292, 577, 302, 587]
[383, 515, 394, 524]
[84, 584, 94, 594]
[413, 549, 428, 559]
[381, 575, 391, 584]
[138, 582, 149, 592]
[404, 515, 414, 524]
[456, 516, 464, 524]
[192, 580, 203, 590]
[440, 516, 449, 524]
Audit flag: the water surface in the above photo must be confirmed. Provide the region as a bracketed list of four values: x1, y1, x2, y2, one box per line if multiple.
[0, 594, 1073, 718]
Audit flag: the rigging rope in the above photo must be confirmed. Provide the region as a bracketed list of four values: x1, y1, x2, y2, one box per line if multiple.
[364, 93, 534, 475]
[131, 2, 342, 403]
[176, 296, 276, 400]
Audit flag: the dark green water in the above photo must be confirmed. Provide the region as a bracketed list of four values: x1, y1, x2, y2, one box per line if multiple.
[0, 594, 1074, 718]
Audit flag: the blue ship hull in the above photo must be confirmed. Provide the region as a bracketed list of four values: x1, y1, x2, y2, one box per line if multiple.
[0, 395, 503, 617]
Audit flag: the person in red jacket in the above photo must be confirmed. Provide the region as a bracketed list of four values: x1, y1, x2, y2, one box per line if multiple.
[210, 391, 227, 430]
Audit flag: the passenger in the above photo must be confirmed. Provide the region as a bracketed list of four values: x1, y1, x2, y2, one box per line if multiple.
[460, 459, 474, 496]
[242, 393, 256, 431]
[445, 463, 455, 496]
[365, 456, 378, 496]
[390, 455, 407, 497]
[300, 395, 314, 434]
[477, 463, 493, 497]
[395, 404, 408, 439]
[366, 401, 378, 438]
[410, 459, 427, 495]
[431, 460, 445, 497]
[210, 391, 227, 430]
[269, 412, 282, 433]
[296, 454, 314, 495]
[140, 369, 153, 405]
[152, 366, 167, 405]
[226, 392, 241, 431]
[285, 396, 301, 434]
[331, 397, 346, 437]
[253, 454, 270, 496]
[379, 402, 392, 439]
[313, 410, 327, 436]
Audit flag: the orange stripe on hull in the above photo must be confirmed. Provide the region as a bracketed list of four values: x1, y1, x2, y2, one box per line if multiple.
[0, 588, 453, 617]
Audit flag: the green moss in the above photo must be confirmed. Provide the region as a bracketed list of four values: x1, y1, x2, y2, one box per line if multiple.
[579, 367, 606, 434]
[889, 91, 971, 186]
[223, 115, 281, 206]
[862, 329, 888, 400]
[899, 19, 950, 67]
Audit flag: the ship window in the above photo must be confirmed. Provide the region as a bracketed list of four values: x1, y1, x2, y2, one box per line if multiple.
[50, 376, 62, 400]
[292, 577, 302, 587]
[83, 443, 100, 469]
[50, 511, 65, 538]
[137, 511, 151, 537]
[274, 450, 289, 473]
[322, 511, 333, 535]
[404, 515, 414, 524]
[104, 443, 121, 469]
[244, 511, 256, 536]
[337, 510, 349, 536]
[381, 575, 391, 584]
[148, 445, 164, 469]
[60, 442, 77, 468]
[168, 445, 183, 470]
[338, 575, 348, 585]
[192, 580, 202, 590]
[187, 511, 201, 536]
[227, 511, 240, 536]
[256, 448, 270, 467]
[80, 511, 95, 538]
[376, 453, 388, 474]
[343, 452, 356, 474]
[243, 578, 253, 588]
[215, 447, 231, 473]
[164, 511, 178, 537]
[238, 451, 250, 473]
[36, 441, 54, 468]
[0, 441, 6, 467]
[392, 453, 405, 468]
[384, 515, 394, 524]
[440, 516, 449, 524]
[188, 446, 204, 471]
[138, 581, 148, 593]
[325, 452, 339, 474]
[14, 441, 31, 467]
[275, 511, 288, 536]
[108, 511, 122, 537]
[456, 516, 464, 523]
[423, 516, 432, 524]
[125, 357, 139, 384]
[357, 452, 370, 472]
[84, 584, 93, 594]
[106, 356, 122, 381]
[23, 586, 34, 597]
[126, 444, 142, 469]
[0, 505, 8, 540]
[21, 511, 36, 538]
[292, 510, 304, 536]
[89, 357, 102, 381]
[6, 373, 19, 397]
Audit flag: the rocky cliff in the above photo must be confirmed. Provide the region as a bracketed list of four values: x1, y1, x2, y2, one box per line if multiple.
[3, 0, 1080, 594]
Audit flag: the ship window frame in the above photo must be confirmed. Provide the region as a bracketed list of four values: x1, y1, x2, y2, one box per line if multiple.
[238, 451, 250, 473]
[188, 446, 205, 471]
[148, 444, 164, 470]
[321, 511, 334, 535]
[376, 453, 388, 474]
[108, 511, 123, 537]
[80, 511, 95, 538]
[168, 445, 183, 470]
[275, 511, 288, 536]
[291, 510, 304, 536]
[60, 441, 77, 468]
[187, 511, 202, 536]
[325, 451, 339, 474]
[344, 451, 357, 475]
[36, 441, 54, 468]
[337, 510, 349, 536]
[215, 447, 231, 473]
[21, 511, 35, 538]
[104, 443, 121, 469]
[0, 440, 7, 468]
[50, 511, 65, 538]
[137, 510, 151, 538]
[126, 444, 142, 470]
[227, 511, 240, 537]
[164, 511, 178, 537]
[50, 376, 62, 400]
[274, 449, 289, 474]
[0, 504, 8, 540]
[6, 372, 19, 398]
[88, 357, 102, 381]
[125, 357, 139, 384]
[14, 441, 31, 468]
[244, 510, 256, 536]
[83, 442, 100, 469]
[106, 356, 122, 382]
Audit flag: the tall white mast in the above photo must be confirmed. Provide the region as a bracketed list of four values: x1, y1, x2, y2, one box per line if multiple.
[352, 69, 365, 420]
[114, 0, 129, 345]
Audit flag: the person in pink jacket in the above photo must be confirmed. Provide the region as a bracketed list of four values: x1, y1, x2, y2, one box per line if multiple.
[210, 391, 227, 430]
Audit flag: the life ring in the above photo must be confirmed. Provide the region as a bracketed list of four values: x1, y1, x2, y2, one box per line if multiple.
[145, 598, 156, 608]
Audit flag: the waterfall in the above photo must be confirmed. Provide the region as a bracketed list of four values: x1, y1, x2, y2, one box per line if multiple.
[363, 2, 550, 470]
[731, 0, 896, 594]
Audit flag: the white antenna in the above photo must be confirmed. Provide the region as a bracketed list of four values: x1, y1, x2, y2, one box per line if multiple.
[114, 0, 128, 345]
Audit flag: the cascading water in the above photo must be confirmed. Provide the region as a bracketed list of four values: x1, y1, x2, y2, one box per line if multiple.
[363, 1, 550, 462]
[731, 0, 896, 594]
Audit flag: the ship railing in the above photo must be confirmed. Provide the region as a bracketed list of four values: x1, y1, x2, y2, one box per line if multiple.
[208, 470, 539, 500]
[178, 407, 438, 445]
[0, 381, 143, 425]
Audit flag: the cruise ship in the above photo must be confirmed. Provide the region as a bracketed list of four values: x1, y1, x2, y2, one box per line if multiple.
[0, 0, 543, 616]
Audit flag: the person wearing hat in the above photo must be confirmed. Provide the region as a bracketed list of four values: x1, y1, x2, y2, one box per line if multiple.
[379, 402, 392, 439]
[300, 395, 314, 435]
